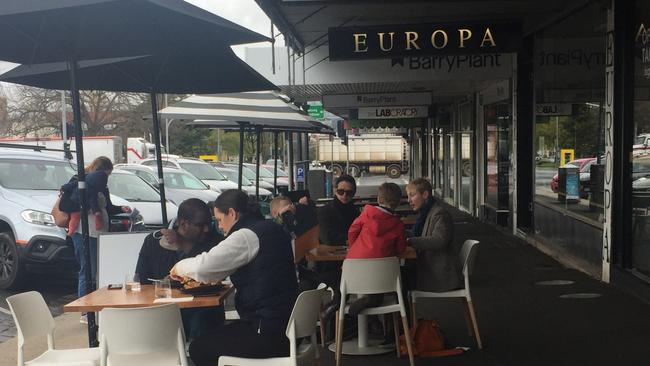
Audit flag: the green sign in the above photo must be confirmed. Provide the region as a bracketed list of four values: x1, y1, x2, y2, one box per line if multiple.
[308, 104, 324, 120]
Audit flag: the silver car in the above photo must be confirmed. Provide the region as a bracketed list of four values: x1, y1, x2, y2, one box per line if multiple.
[214, 167, 272, 201]
[0, 150, 138, 289]
[115, 164, 219, 205]
[108, 169, 178, 229]
[140, 157, 238, 193]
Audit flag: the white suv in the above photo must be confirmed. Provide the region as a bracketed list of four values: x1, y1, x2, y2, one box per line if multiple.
[140, 157, 238, 193]
[0, 149, 138, 289]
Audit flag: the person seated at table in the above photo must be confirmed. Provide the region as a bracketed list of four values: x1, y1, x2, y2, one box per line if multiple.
[346, 182, 407, 315]
[406, 178, 461, 292]
[170, 190, 298, 365]
[135, 198, 224, 339]
[270, 195, 317, 238]
[318, 174, 360, 245]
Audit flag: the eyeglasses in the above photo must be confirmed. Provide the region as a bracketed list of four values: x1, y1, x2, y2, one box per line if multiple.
[336, 189, 355, 196]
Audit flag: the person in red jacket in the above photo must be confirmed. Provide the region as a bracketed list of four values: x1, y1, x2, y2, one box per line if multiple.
[346, 182, 406, 315]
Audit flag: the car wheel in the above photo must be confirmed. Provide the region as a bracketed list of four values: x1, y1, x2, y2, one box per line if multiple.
[347, 165, 360, 178]
[332, 164, 343, 177]
[0, 233, 25, 290]
[387, 165, 402, 179]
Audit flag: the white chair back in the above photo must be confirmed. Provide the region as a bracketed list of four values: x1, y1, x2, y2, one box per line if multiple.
[341, 257, 401, 295]
[99, 304, 186, 364]
[460, 240, 480, 277]
[287, 287, 325, 339]
[6, 291, 55, 349]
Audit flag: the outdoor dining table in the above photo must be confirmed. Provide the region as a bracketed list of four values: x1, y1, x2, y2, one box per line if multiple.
[63, 284, 233, 313]
[305, 244, 417, 262]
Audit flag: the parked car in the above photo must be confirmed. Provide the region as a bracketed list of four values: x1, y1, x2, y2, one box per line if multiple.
[550, 158, 596, 194]
[140, 157, 238, 193]
[213, 162, 275, 191]
[114, 164, 220, 205]
[214, 167, 272, 201]
[251, 163, 289, 190]
[261, 164, 290, 186]
[632, 155, 650, 181]
[265, 158, 284, 170]
[0, 150, 140, 289]
[107, 169, 178, 229]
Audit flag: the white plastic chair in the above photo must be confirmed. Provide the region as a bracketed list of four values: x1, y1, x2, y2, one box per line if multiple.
[6, 291, 99, 366]
[334, 257, 414, 366]
[98, 304, 188, 366]
[218, 286, 326, 366]
[410, 239, 482, 349]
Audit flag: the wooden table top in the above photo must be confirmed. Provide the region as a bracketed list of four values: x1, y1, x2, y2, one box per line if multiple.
[63, 284, 232, 313]
[305, 245, 417, 262]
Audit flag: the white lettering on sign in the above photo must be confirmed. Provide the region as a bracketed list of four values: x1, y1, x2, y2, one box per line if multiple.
[357, 106, 428, 119]
[535, 103, 572, 116]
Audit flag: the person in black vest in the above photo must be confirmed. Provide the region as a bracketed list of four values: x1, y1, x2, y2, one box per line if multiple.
[170, 190, 298, 365]
[135, 198, 224, 339]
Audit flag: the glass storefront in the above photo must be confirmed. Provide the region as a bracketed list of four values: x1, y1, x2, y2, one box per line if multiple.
[631, 0, 650, 277]
[533, 2, 606, 225]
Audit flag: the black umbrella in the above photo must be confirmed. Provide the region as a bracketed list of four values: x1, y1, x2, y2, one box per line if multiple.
[0, 0, 269, 346]
[0, 51, 276, 224]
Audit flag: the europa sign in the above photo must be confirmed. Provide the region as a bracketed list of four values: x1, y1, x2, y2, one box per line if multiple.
[357, 106, 428, 119]
[329, 21, 520, 61]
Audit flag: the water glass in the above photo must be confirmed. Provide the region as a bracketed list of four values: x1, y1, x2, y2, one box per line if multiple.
[124, 273, 141, 292]
[154, 278, 172, 299]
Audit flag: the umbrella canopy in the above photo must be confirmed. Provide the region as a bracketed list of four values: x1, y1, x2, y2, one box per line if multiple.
[0, 51, 277, 94]
[159, 91, 332, 132]
[0, 0, 268, 65]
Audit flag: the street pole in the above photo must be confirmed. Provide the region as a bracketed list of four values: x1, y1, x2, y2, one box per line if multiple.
[165, 119, 174, 155]
[555, 116, 559, 165]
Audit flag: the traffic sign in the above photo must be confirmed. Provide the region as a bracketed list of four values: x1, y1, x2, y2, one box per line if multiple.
[296, 166, 305, 183]
[308, 103, 324, 120]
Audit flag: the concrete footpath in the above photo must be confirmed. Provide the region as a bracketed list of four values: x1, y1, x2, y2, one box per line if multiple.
[1, 205, 649, 366]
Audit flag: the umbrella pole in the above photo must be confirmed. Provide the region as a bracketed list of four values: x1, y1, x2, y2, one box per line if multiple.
[288, 132, 294, 191]
[273, 132, 278, 194]
[238, 126, 244, 190]
[255, 127, 261, 200]
[69, 59, 97, 347]
[150, 93, 168, 225]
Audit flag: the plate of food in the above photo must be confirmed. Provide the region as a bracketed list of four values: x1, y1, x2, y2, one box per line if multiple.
[179, 278, 225, 296]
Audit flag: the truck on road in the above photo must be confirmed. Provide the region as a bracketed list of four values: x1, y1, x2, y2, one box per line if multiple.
[317, 135, 409, 178]
[0, 135, 124, 163]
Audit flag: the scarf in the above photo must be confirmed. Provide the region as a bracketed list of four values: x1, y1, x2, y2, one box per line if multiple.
[413, 198, 434, 237]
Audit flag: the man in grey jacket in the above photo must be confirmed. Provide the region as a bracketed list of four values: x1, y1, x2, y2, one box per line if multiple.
[406, 178, 462, 292]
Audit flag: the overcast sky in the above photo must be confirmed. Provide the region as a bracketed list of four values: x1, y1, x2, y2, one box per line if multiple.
[0, 0, 278, 75]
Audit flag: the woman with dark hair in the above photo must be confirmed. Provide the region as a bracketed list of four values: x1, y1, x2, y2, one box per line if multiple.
[170, 189, 297, 365]
[318, 174, 360, 245]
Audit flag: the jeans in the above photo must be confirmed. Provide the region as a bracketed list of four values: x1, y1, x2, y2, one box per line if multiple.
[181, 306, 225, 340]
[72, 233, 97, 298]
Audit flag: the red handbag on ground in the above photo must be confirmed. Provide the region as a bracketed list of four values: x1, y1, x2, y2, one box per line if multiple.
[399, 319, 465, 357]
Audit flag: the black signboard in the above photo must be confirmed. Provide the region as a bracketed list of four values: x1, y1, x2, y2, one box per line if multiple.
[329, 21, 520, 61]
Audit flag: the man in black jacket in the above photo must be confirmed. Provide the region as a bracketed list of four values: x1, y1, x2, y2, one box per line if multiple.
[135, 198, 224, 339]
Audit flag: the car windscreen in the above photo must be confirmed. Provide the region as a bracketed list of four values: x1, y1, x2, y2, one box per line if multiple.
[179, 163, 226, 181]
[275, 168, 288, 177]
[635, 136, 647, 145]
[255, 165, 274, 178]
[164, 171, 209, 190]
[217, 169, 253, 186]
[108, 173, 161, 202]
[224, 165, 256, 181]
[633, 158, 650, 174]
[0, 159, 76, 190]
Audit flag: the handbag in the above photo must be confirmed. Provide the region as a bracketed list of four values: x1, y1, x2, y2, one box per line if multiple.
[51, 194, 70, 228]
[398, 319, 464, 357]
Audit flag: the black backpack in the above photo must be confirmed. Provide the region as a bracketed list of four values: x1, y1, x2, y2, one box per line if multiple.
[59, 176, 80, 213]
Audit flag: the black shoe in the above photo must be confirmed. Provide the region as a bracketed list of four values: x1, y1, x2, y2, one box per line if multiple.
[321, 300, 340, 321]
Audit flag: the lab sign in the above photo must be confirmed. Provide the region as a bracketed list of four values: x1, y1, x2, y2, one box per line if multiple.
[357, 106, 428, 119]
[536, 103, 572, 116]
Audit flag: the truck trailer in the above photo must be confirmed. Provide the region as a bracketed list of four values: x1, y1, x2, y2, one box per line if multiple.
[317, 135, 409, 178]
[0, 136, 124, 163]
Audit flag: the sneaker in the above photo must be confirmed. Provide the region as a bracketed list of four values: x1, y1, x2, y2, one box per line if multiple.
[80, 314, 88, 324]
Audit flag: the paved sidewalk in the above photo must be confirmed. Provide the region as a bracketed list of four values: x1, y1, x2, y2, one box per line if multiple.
[1, 205, 649, 366]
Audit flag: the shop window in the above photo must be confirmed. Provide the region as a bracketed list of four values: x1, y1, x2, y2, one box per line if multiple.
[533, 2, 606, 225]
[631, 0, 650, 278]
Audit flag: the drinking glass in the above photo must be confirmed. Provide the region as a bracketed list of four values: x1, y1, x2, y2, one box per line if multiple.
[154, 278, 172, 299]
[124, 273, 141, 292]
